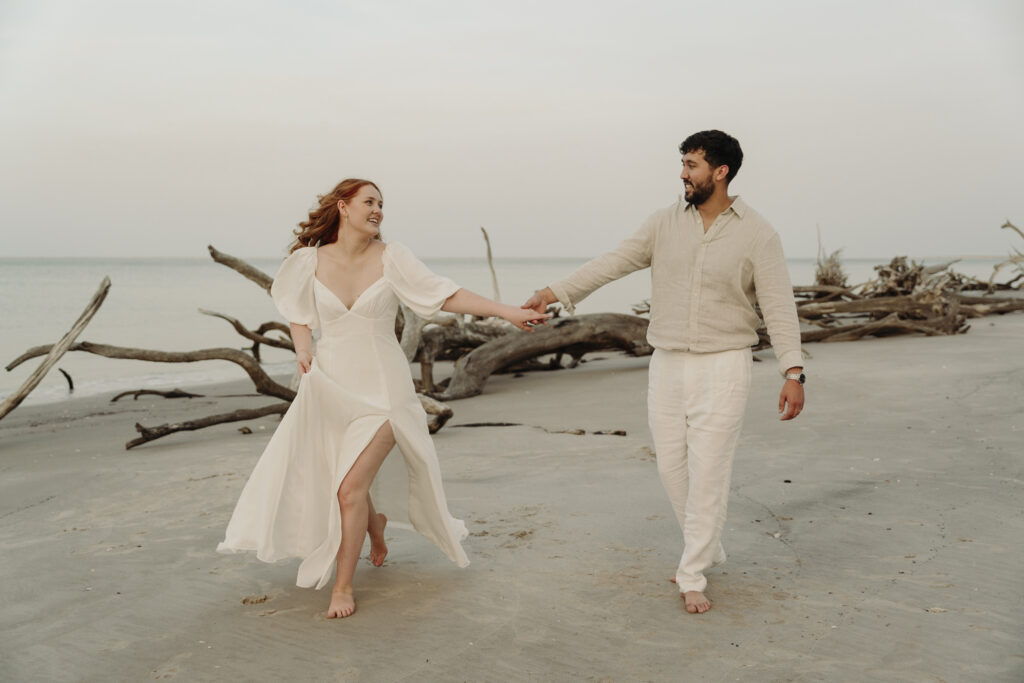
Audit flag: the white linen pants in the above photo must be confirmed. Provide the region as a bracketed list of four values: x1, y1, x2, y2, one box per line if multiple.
[647, 347, 752, 593]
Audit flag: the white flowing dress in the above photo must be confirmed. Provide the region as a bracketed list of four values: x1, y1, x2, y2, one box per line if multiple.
[217, 241, 469, 589]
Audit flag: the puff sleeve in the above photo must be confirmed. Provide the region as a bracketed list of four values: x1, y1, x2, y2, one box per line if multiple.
[382, 241, 460, 319]
[270, 246, 320, 330]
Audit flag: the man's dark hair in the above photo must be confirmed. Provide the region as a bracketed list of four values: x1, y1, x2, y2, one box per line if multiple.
[679, 130, 743, 182]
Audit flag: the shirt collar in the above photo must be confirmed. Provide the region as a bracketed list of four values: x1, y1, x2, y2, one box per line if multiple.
[726, 196, 747, 218]
[681, 195, 747, 218]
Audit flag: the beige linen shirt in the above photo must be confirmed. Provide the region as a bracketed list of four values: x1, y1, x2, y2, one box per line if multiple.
[549, 196, 803, 375]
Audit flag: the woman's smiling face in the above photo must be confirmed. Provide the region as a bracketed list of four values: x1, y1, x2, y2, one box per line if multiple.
[339, 184, 384, 236]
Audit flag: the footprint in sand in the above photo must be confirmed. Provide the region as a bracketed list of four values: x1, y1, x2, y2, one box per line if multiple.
[500, 529, 535, 548]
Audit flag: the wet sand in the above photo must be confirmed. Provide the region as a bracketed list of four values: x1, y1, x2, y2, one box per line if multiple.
[1, 313, 1022, 682]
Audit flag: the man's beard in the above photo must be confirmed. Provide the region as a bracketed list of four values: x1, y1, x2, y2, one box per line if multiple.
[684, 177, 714, 206]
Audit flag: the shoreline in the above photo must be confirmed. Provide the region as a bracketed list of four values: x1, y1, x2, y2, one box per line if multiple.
[1, 313, 1022, 681]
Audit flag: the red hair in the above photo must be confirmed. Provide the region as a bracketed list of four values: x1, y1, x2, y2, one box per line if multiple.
[289, 178, 382, 253]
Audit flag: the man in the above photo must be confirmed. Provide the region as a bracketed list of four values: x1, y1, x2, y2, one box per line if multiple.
[523, 130, 805, 614]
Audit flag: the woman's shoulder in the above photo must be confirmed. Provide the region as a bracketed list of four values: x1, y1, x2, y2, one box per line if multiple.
[287, 245, 318, 260]
[381, 240, 415, 264]
[273, 246, 318, 287]
[278, 245, 318, 270]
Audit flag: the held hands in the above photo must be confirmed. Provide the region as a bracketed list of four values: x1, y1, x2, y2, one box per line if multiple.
[503, 305, 551, 331]
[296, 350, 313, 375]
[441, 289, 549, 330]
[521, 287, 557, 319]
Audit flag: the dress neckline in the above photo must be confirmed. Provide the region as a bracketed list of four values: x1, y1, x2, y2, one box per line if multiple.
[313, 243, 389, 311]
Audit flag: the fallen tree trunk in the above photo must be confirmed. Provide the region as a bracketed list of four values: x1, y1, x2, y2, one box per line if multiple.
[417, 320, 513, 393]
[803, 311, 968, 343]
[127, 402, 290, 449]
[7, 342, 296, 402]
[122, 388, 451, 448]
[797, 294, 946, 319]
[952, 294, 1024, 317]
[0, 277, 111, 420]
[434, 313, 652, 401]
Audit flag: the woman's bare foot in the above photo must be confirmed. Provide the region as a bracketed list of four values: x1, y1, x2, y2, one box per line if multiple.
[368, 513, 388, 567]
[683, 590, 712, 614]
[327, 587, 356, 619]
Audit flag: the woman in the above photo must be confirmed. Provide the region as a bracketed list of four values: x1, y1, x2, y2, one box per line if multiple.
[218, 179, 547, 618]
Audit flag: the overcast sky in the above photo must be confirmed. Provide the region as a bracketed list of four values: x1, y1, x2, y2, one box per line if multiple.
[2, 0, 1022, 260]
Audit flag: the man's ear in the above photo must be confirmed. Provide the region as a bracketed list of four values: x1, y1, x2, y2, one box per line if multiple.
[715, 165, 730, 182]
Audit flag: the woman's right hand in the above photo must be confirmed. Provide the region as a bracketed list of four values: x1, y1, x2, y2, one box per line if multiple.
[296, 351, 313, 374]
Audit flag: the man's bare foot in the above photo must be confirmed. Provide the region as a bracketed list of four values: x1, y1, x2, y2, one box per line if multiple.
[683, 590, 711, 614]
[327, 587, 355, 619]
[368, 513, 388, 567]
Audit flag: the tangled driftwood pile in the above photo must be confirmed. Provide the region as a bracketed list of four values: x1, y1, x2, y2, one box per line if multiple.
[4, 223, 1023, 448]
[786, 253, 1024, 345]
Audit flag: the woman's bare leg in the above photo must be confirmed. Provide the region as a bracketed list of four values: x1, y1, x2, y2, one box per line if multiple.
[366, 494, 388, 567]
[327, 422, 396, 619]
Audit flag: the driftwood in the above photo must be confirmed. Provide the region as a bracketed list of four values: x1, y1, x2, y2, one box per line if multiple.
[802, 311, 968, 343]
[398, 304, 426, 362]
[419, 394, 454, 433]
[8, 342, 297, 402]
[111, 388, 205, 402]
[792, 285, 864, 303]
[986, 221, 1024, 291]
[780, 249, 1024, 345]
[58, 368, 74, 392]
[207, 245, 273, 294]
[798, 294, 949, 319]
[416, 319, 513, 393]
[434, 314, 652, 401]
[199, 308, 293, 361]
[480, 227, 501, 302]
[953, 294, 1024, 317]
[0, 277, 111, 420]
[120, 391, 450, 448]
[127, 402, 291, 449]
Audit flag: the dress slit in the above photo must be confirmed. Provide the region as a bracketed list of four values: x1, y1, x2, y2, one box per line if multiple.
[299, 412, 391, 589]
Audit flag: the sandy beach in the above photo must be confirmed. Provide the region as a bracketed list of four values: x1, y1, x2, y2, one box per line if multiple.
[1, 313, 1022, 682]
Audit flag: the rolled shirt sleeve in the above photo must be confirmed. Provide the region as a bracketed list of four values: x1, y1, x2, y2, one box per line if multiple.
[549, 217, 655, 314]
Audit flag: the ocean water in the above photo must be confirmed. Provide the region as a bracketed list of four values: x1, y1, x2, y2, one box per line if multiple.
[0, 255, 1010, 406]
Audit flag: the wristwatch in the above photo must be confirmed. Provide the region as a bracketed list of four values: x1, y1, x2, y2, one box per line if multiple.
[785, 372, 806, 385]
